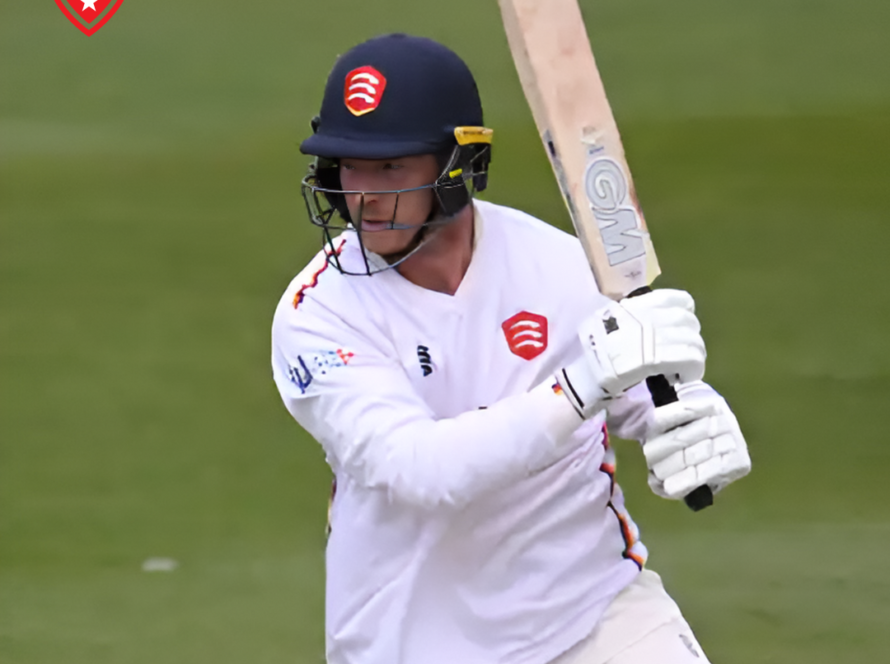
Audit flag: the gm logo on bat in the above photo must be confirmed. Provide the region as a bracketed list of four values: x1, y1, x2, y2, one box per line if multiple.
[584, 156, 646, 266]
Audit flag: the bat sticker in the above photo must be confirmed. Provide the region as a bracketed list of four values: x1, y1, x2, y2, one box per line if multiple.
[543, 130, 581, 225]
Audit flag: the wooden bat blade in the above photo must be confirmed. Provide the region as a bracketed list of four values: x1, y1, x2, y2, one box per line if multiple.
[499, 0, 715, 512]
[497, 0, 660, 300]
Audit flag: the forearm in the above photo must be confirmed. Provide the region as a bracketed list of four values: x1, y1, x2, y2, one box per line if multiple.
[283, 379, 584, 510]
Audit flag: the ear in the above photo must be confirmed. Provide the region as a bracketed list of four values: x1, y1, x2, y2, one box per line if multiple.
[313, 157, 352, 222]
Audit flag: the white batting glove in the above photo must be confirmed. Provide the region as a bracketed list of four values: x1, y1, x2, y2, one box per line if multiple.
[643, 383, 751, 500]
[557, 289, 706, 417]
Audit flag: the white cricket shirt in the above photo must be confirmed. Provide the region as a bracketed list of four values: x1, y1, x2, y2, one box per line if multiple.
[272, 200, 657, 664]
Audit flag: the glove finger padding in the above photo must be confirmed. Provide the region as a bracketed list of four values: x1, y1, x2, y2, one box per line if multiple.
[646, 404, 722, 463]
[642, 392, 751, 500]
[620, 288, 696, 316]
[646, 397, 718, 441]
[640, 307, 702, 335]
[579, 289, 707, 399]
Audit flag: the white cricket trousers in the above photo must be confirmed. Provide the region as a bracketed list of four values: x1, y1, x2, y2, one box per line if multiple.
[548, 570, 711, 664]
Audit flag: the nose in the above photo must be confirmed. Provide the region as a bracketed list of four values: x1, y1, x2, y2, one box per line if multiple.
[345, 190, 380, 220]
[346, 185, 398, 220]
[356, 188, 380, 206]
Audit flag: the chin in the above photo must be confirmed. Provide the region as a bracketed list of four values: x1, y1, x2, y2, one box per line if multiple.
[362, 229, 421, 258]
[365, 242, 409, 258]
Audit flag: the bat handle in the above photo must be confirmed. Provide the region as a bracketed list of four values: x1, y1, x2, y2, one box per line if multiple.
[628, 287, 714, 512]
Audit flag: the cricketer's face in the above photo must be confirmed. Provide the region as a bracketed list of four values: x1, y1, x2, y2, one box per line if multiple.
[339, 154, 440, 257]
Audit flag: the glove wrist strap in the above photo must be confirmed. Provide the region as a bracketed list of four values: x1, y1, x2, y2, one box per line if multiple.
[557, 356, 607, 419]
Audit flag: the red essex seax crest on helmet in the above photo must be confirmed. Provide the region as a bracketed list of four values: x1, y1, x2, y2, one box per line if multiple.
[502, 311, 548, 361]
[344, 66, 387, 117]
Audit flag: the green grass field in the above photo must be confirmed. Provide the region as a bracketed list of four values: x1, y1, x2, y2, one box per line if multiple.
[2, 1, 889, 662]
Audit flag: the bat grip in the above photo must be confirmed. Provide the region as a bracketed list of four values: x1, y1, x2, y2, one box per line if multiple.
[628, 287, 714, 512]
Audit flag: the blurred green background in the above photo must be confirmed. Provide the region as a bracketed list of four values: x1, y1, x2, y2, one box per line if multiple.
[2, 0, 889, 662]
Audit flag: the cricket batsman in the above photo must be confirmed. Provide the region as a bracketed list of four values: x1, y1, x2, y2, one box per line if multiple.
[272, 34, 751, 664]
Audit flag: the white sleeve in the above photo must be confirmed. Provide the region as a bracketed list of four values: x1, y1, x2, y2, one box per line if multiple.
[606, 380, 725, 442]
[271, 309, 585, 511]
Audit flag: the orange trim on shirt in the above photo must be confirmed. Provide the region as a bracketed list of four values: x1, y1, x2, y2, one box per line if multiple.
[626, 549, 647, 569]
[293, 240, 347, 309]
[607, 502, 645, 570]
[598, 424, 645, 570]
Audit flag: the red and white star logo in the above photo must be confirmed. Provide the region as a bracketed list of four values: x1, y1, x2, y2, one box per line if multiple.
[54, 0, 125, 35]
[344, 66, 387, 117]
[502, 311, 548, 360]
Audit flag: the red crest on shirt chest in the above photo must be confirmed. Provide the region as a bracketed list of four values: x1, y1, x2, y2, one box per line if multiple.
[502, 311, 548, 360]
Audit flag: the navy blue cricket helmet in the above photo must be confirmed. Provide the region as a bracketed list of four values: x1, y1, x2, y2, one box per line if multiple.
[301, 33, 487, 160]
[299, 34, 493, 275]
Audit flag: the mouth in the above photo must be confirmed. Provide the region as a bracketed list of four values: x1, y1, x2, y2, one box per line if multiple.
[360, 219, 394, 232]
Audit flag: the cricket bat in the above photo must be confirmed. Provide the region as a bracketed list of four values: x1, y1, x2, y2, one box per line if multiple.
[498, 0, 713, 511]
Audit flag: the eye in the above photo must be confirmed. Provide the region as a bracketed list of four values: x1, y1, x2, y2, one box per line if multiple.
[383, 163, 403, 171]
[340, 162, 355, 171]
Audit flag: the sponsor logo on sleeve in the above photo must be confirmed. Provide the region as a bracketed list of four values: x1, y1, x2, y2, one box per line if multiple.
[288, 348, 354, 394]
[288, 356, 313, 394]
[309, 348, 354, 375]
[501, 311, 548, 360]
